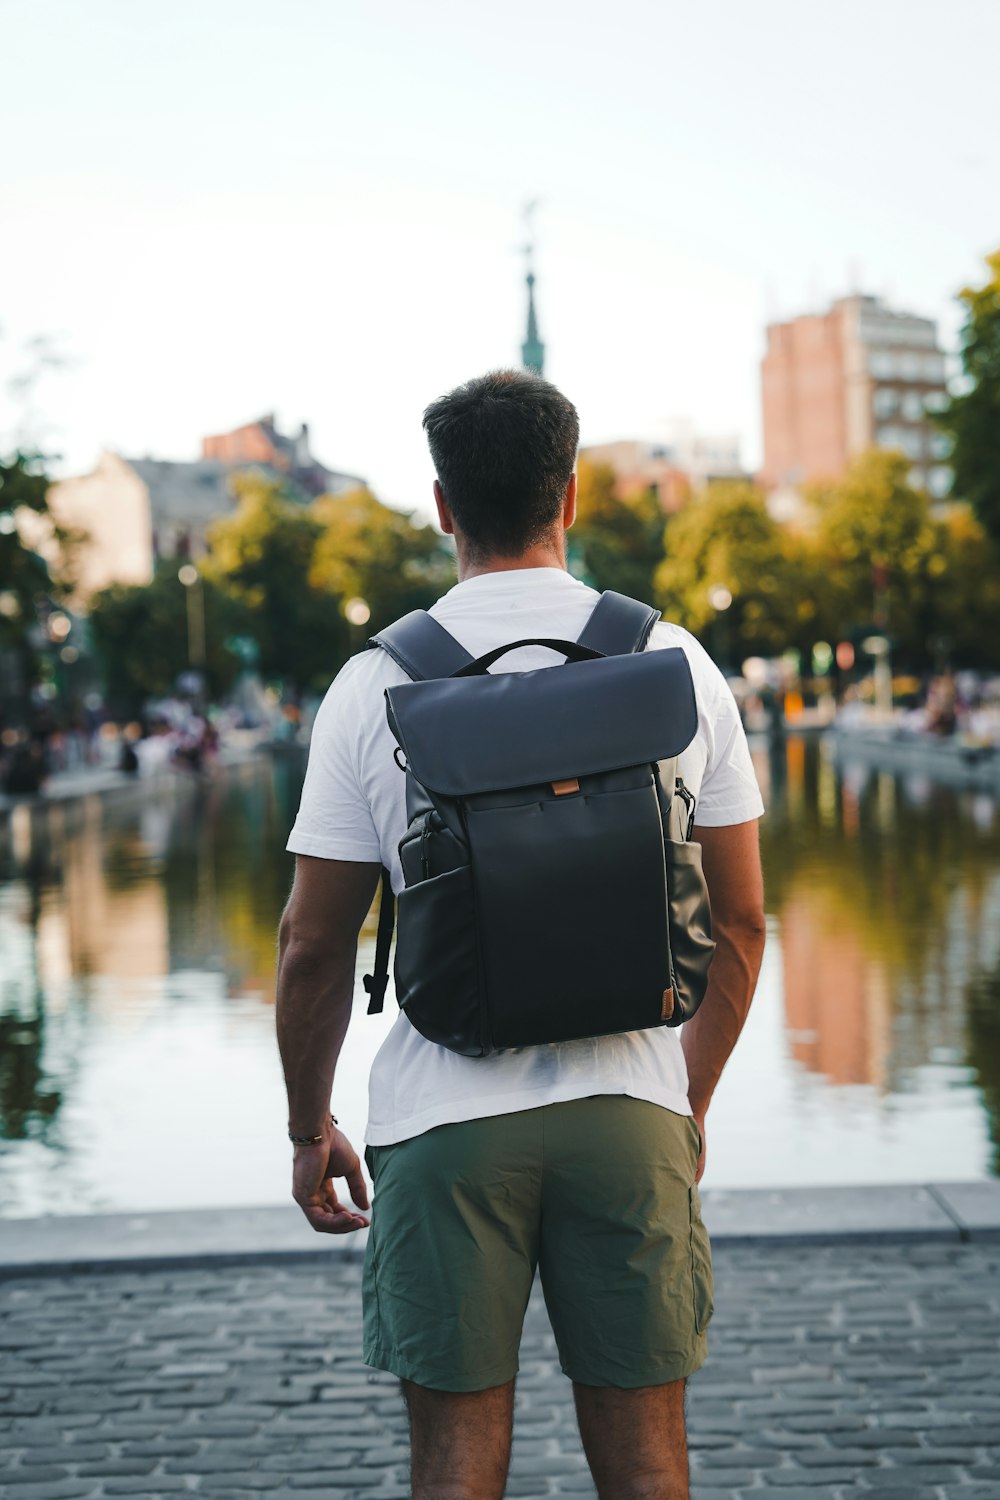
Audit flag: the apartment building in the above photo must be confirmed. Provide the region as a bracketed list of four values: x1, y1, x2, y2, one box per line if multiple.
[761, 294, 951, 497]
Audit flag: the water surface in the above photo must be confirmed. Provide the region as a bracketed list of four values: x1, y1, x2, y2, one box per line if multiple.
[0, 740, 997, 1216]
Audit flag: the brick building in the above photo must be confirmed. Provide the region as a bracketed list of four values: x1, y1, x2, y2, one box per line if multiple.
[201, 414, 360, 499]
[760, 294, 951, 497]
[582, 421, 745, 512]
[43, 417, 366, 602]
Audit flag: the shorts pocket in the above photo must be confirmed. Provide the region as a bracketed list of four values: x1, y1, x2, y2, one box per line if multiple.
[689, 1185, 714, 1337]
[362, 1174, 383, 1357]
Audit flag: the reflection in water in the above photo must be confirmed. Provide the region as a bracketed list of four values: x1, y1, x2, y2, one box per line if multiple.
[0, 740, 998, 1213]
[968, 961, 1000, 1175]
[757, 738, 1000, 1146]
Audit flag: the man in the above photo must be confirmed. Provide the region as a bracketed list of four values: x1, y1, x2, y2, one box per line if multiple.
[277, 369, 766, 1500]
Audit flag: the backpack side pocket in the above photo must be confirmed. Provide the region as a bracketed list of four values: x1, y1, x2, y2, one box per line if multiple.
[394, 865, 485, 1056]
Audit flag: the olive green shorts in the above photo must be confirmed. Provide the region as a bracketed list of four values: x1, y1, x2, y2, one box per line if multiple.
[362, 1095, 713, 1392]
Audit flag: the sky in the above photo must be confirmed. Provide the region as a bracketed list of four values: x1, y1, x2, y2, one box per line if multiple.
[1, 0, 998, 518]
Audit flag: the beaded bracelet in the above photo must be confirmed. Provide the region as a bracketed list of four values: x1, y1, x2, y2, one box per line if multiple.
[288, 1114, 338, 1146]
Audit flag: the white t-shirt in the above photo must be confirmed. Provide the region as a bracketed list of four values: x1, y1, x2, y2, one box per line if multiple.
[286, 567, 765, 1146]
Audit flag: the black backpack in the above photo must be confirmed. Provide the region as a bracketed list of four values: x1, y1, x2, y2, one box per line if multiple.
[363, 590, 715, 1056]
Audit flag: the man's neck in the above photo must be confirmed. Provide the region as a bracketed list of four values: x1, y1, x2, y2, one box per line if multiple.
[457, 538, 567, 583]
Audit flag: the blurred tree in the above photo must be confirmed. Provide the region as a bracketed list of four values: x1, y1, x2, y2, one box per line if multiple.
[655, 482, 800, 662]
[88, 563, 246, 715]
[309, 486, 454, 636]
[201, 474, 346, 691]
[0, 453, 51, 638]
[926, 502, 1000, 670]
[933, 250, 1000, 547]
[568, 459, 665, 600]
[0, 454, 85, 722]
[806, 450, 976, 668]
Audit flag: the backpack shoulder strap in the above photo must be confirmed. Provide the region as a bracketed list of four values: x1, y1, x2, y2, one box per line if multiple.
[577, 590, 661, 656]
[363, 609, 475, 1014]
[367, 610, 474, 682]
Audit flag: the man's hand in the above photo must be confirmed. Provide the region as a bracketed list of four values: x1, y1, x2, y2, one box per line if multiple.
[292, 1124, 370, 1234]
[276, 856, 381, 1234]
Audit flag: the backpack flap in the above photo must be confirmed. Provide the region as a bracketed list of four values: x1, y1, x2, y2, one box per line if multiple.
[384, 647, 697, 796]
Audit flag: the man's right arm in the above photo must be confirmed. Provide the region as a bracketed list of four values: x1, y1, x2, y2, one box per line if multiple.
[681, 818, 766, 1181]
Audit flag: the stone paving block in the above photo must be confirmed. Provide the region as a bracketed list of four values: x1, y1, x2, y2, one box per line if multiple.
[102, 1482, 191, 1495]
[0, 1483, 101, 1499]
[3, 1469, 73, 1485]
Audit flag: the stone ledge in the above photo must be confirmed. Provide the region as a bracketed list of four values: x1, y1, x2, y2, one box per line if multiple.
[2, 1180, 998, 1280]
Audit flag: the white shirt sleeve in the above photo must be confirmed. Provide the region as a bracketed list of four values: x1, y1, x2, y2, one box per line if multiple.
[670, 628, 765, 828]
[695, 679, 766, 826]
[285, 659, 382, 862]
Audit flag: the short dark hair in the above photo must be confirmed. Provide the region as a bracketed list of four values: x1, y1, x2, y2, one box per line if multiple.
[422, 369, 579, 559]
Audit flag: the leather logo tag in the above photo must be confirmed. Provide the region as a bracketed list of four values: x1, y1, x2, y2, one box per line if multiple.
[551, 778, 580, 796]
[661, 987, 674, 1020]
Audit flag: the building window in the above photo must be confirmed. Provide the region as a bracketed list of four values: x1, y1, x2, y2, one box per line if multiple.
[876, 424, 900, 448]
[909, 467, 927, 490]
[924, 389, 949, 413]
[922, 354, 946, 382]
[929, 431, 951, 460]
[899, 352, 921, 381]
[929, 465, 952, 499]
[900, 430, 924, 460]
[870, 350, 895, 379]
[874, 388, 898, 418]
[901, 391, 924, 421]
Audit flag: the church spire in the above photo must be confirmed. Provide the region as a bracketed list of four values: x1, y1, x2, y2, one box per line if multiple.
[521, 200, 545, 376]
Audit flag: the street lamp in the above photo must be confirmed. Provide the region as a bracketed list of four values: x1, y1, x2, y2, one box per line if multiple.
[344, 596, 371, 653]
[179, 564, 206, 670]
[862, 634, 892, 716]
[707, 584, 733, 671]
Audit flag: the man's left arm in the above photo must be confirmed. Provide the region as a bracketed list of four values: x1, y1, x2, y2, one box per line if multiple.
[681, 818, 766, 1182]
[276, 853, 381, 1234]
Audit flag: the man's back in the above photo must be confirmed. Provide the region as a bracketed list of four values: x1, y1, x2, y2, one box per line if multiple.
[286, 565, 763, 1147]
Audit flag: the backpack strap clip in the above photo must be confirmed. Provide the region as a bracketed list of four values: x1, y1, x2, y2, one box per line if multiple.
[363, 866, 395, 1014]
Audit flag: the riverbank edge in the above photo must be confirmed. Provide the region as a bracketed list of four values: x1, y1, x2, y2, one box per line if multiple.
[2, 1180, 998, 1280]
[0, 739, 272, 817]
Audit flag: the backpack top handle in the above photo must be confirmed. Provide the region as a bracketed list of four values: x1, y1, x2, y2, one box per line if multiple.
[369, 590, 661, 684]
[453, 639, 605, 676]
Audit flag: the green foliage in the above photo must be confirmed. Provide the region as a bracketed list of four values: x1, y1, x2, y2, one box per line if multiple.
[923, 503, 1000, 670]
[201, 474, 347, 691]
[568, 459, 665, 600]
[804, 449, 1000, 669]
[934, 250, 1000, 547]
[806, 450, 939, 657]
[0, 454, 53, 651]
[200, 473, 456, 693]
[655, 482, 799, 660]
[88, 564, 246, 715]
[309, 487, 454, 635]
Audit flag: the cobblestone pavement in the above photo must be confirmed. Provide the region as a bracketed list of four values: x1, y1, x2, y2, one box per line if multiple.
[1, 1239, 998, 1499]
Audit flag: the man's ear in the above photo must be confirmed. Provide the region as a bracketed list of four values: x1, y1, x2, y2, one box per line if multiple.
[563, 472, 577, 531]
[433, 479, 454, 535]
